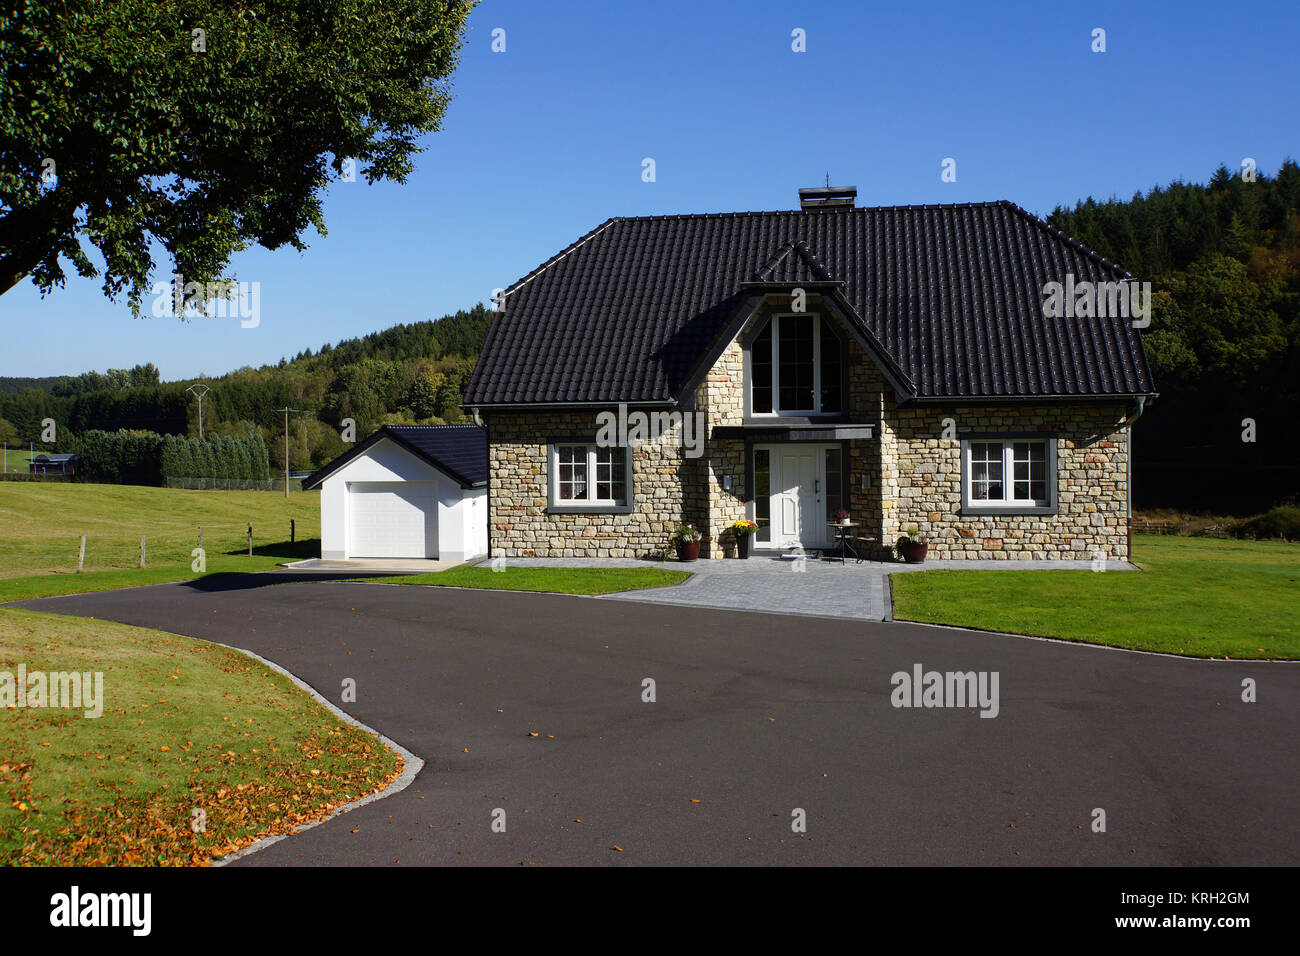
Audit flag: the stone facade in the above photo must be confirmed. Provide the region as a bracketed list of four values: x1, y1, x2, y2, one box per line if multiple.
[487, 410, 707, 558]
[485, 302, 1133, 561]
[695, 302, 749, 558]
[880, 401, 1130, 561]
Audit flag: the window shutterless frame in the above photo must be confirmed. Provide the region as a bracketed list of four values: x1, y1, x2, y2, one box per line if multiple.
[959, 435, 1058, 515]
[545, 441, 634, 514]
[746, 314, 845, 418]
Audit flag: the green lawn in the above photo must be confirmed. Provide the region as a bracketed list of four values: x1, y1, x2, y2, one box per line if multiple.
[0, 482, 318, 601]
[1, 448, 41, 474]
[890, 535, 1299, 659]
[0, 608, 400, 865]
[360, 564, 691, 595]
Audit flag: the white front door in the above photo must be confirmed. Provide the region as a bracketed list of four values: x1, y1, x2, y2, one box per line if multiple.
[763, 446, 831, 550]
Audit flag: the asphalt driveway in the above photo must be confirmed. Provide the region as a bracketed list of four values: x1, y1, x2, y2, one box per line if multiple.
[13, 575, 1298, 866]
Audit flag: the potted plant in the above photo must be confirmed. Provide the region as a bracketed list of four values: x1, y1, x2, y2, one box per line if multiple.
[833, 509, 851, 526]
[671, 524, 702, 562]
[730, 519, 758, 559]
[897, 525, 928, 563]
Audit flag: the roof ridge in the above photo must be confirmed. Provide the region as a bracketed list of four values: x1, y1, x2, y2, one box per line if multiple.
[751, 239, 799, 281]
[614, 200, 1014, 224]
[996, 200, 1132, 279]
[500, 216, 621, 298]
[792, 238, 834, 281]
[385, 423, 482, 429]
[751, 237, 835, 282]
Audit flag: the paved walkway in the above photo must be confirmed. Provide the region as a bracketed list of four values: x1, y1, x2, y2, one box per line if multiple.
[484, 555, 1138, 622]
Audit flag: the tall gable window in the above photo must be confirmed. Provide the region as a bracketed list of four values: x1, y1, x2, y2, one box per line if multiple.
[750, 315, 842, 416]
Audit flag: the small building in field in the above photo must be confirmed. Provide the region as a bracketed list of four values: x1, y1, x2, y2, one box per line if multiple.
[303, 425, 488, 563]
[29, 453, 81, 476]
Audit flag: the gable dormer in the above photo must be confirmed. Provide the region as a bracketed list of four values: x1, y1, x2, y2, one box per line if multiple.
[739, 241, 848, 422]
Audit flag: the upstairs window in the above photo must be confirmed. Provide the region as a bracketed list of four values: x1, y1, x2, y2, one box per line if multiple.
[750, 315, 843, 416]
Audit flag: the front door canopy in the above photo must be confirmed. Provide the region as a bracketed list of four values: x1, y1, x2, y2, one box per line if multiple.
[712, 424, 873, 442]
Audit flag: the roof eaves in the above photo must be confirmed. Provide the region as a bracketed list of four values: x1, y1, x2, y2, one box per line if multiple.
[301, 428, 390, 490]
[900, 390, 1160, 404]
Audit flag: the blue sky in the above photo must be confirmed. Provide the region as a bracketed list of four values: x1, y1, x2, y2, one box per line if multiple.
[3, 0, 1297, 380]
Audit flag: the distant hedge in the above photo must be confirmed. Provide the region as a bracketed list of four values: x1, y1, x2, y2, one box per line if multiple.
[1228, 506, 1300, 541]
[65, 430, 270, 486]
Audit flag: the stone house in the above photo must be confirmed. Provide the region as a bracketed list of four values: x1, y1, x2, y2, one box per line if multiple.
[463, 187, 1157, 561]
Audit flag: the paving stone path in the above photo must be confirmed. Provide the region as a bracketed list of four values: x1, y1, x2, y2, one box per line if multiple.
[491, 554, 1137, 622]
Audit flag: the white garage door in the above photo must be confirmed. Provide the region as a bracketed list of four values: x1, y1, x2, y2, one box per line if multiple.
[348, 482, 437, 558]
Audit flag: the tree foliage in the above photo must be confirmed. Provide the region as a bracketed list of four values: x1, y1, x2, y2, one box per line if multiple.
[1049, 161, 1300, 512]
[0, 0, 474, 305]
[71, 428, 268, 485]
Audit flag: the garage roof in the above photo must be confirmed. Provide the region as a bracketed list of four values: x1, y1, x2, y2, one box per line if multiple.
[302, 425, 487, 490]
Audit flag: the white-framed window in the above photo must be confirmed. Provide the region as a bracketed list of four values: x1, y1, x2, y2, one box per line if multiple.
[750, 314, 843, 416]
[962, 438, 1053, 511]
[549, 443, 630, 510]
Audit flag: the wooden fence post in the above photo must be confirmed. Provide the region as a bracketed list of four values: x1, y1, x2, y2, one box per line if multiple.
[77, 535, 86, 573]
[247, 523, 253, 557]
[199, 526, 203, 550]
[291, 518, 295, 544]
[140, 536, 146, 568]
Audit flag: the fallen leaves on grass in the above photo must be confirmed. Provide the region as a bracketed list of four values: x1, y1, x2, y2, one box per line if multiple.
[5, 729, 402, 867]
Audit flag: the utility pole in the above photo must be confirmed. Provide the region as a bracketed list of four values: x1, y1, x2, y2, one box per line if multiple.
[275, 408, 308, 498]
[186, 384, 211, 438]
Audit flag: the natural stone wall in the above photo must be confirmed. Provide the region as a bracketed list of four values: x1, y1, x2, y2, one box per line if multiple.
[880, 400, 1131, 560]
[846, 339, 888, 558]
[486, 410, 704, 558]
[697, 314, 747, 557]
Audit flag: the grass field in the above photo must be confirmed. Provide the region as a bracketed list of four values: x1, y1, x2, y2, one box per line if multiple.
[362, 564, 692, 595]
[0, 608, 401, 865]
[890, 535, 1300, 659]
[1, 448, 40, 474]
[0, 482, 318, 601]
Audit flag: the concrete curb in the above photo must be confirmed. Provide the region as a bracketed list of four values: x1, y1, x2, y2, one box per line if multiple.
[205, 641, 424, 867]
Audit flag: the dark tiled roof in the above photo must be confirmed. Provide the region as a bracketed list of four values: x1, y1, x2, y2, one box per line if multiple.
[303, 424, 487, 490]
[463, 201, 1156, 405]
[752, 239, 835, 283]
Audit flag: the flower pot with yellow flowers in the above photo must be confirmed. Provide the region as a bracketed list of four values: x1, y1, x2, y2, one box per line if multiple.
[731, 519, 759, 558]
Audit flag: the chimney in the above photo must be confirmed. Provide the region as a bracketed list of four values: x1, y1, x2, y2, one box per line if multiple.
[799, 185, 857, 210]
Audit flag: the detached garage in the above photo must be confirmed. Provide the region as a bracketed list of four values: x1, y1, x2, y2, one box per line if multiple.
[304, 425, 488, 563]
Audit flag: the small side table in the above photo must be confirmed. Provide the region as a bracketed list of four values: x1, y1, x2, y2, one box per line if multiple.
[827, 522, 860, 562]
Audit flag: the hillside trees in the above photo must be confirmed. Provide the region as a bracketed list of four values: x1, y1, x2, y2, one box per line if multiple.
[1048, 160, 1300, 511]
